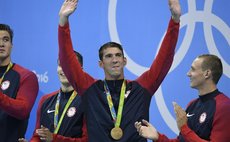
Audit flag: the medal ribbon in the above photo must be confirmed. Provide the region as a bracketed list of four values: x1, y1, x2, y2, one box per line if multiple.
[104, 80, 126, 128]
[0, 62, 13, 85]
[54, 90, 77, 134]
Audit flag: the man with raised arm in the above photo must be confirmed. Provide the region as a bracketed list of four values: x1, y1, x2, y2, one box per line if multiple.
[58, 0, 181, 141]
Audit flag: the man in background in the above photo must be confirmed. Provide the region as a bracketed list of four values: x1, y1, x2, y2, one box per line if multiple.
[19, 51, 88, 142]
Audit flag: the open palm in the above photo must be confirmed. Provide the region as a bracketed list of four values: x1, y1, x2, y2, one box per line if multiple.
[169, 0, 181, 23]
[59, 0, 78, 17]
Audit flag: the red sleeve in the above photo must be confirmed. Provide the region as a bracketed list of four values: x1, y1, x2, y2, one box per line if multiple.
[136, 18, 179, 94]
[154, 125, 206, 142]
[180, 95, 230, 142]
[52, 118, 88, 142]
[178, 124, 208, 142]
[210, 95, 230, 141]
[155, 133, 179, 142]
[58, 23, 95, 95]
[156, 125, 212, 142]
[0, 67, 39, 119]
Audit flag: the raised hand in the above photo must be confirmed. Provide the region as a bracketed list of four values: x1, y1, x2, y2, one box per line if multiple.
[135, 119, 159, 141]
[173, 102, 187, 131]
[168, 0, 181, 23]
[59, 0, 79, 26]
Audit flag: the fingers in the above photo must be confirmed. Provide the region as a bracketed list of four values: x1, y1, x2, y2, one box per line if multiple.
[173, 102, 183, 112]
[65, 0, 78, 3]
[135, 121, 142, 132]
[135, 121, 145, 135]
[173, 101, 181, 111]
[173, 101, 177, 113]
[135, 120, 150, 136]
[36, 125, 50, 140]
[173, 101, 178, 112]
[168, 0, 181, 23]
[173, 102, 181, 118]
[65, 0, 78, 5]
[18, 138, 27, 142]
[173, 102, 186, 119]
[142, 119, 150, 126]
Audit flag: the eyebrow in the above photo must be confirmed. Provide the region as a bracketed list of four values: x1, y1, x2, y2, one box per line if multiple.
[105, 52, 122, 56]
[0, 36, 10, 39]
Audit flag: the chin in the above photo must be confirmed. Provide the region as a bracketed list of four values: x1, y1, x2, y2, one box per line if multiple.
[111, 74, 121, 79]
[190, 83, 195, 88]
[190, 84, 197, 89]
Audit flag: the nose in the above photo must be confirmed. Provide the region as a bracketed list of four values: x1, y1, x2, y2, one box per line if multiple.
[0, 39, 3, 47]
[111, 55, 119, 63]
[187, 70, 191, 77]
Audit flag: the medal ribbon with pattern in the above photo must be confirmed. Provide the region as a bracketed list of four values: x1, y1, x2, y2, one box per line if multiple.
[54, 90, 77, 134]
[104, 80, 126, 128]
[0, 62, 13, 85]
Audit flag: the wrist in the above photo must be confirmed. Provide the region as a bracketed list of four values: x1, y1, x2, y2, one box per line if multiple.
[59, 16, 68, 27]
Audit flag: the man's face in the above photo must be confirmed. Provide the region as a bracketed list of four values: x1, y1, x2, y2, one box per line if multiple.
[0, 31, 12, 61]
[99, 47, 126, 80]
[187, 58, 206, 89]
[57, 60, 70, 85]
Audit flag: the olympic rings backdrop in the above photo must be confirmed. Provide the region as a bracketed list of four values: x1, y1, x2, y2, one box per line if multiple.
[1, 0, 229, 140]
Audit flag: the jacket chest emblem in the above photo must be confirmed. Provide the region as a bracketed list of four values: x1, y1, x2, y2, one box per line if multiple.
[199, 112, 207, 123]
[1, 80, 10, 90]
[67, 107, 76, 117]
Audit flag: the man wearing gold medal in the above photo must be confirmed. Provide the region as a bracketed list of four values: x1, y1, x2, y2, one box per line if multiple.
[58, 0, 181, 141]
[0, 24, 39, 142]
[19, 51, 88, 142]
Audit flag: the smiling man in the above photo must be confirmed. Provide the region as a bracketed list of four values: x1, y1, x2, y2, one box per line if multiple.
[135, 54, 230, 142]
[58, 0, 181, 141]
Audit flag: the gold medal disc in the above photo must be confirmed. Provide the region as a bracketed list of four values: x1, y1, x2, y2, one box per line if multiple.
[110, 127, 123, 140]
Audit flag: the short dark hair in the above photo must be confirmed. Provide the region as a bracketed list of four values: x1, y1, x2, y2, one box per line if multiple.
[58, 51, 83, 67]
[74, 51, 83, 67]
[198, 54, 223, 84]
[0, 24, 14, 43]
[99, 42, 124, 60]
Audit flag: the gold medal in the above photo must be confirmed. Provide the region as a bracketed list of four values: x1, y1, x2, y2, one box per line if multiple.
[111, 127, 123, 140]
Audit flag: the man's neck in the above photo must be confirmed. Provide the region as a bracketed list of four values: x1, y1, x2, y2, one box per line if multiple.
[198, 84, 217, 96]
[61, 85, 74, 93]
[0, 58, 11, 66]
[105, 75, 124, 81]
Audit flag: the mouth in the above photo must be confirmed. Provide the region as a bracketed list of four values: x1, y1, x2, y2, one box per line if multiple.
[112, 65, 120, 69]
[0, 49, 5, 52]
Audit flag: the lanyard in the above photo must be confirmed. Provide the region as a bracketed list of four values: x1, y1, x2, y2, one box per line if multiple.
[0, 62, 13, 85]
[104, 80, 126, 127]
[54, 90, 77, 134]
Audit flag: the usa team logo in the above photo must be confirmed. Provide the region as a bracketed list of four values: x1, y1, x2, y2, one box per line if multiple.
[1, 80, 10, 90]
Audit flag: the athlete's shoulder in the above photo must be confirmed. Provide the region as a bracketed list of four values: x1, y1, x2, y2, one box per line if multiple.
[39, 90, 59, 105]
[12, 63, 37, 79]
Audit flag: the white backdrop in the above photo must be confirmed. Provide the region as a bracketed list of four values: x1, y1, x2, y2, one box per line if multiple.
[1, 0, 229, 140]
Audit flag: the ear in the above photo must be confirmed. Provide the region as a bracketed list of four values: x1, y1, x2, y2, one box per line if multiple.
[99, 60, 103, 68]
[204, 69, 211, 79]
[123, 57, 127, 66]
